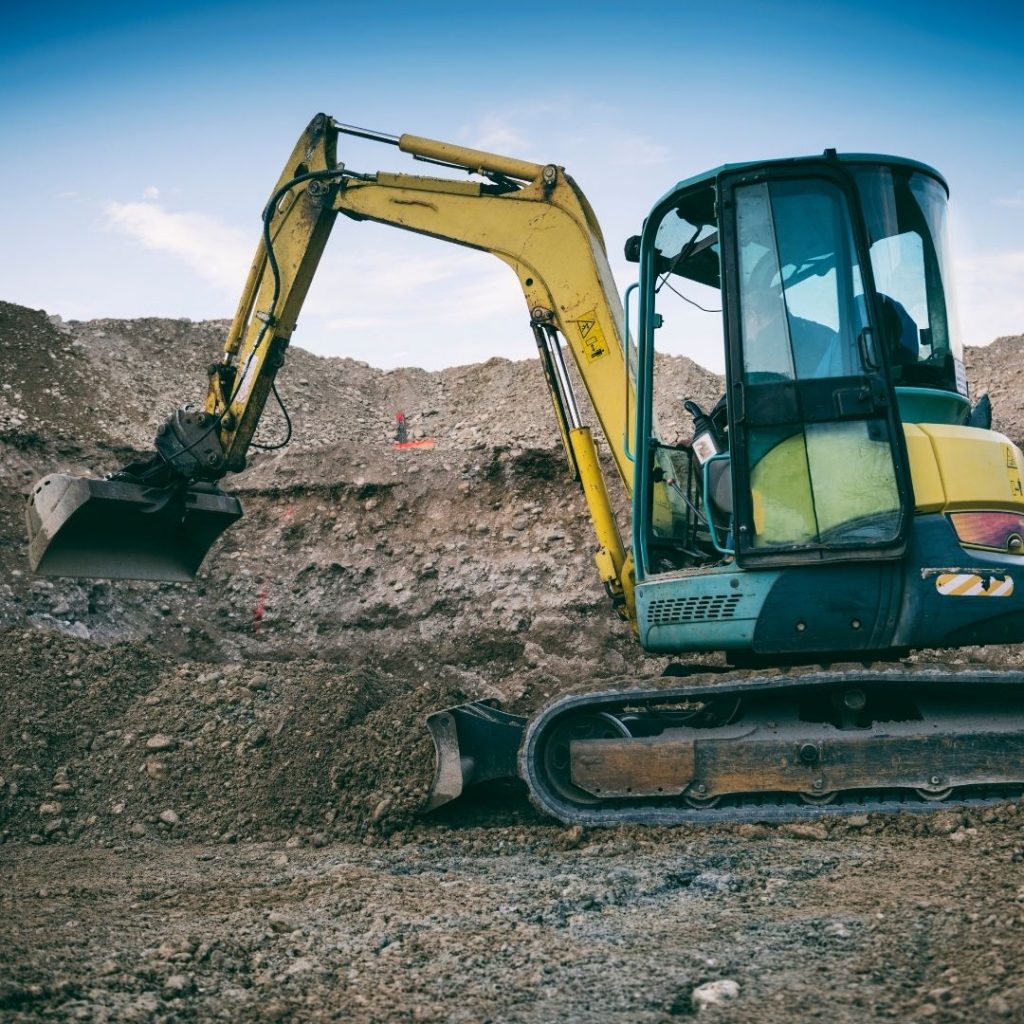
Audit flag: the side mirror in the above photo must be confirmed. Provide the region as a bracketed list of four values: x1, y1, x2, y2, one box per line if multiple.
[624, 235, 641, 263]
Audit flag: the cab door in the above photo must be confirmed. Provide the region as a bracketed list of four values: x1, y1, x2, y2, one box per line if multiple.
[718, 167, 912, 566]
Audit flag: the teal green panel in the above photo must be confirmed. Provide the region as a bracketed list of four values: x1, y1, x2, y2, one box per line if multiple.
[896, 387, 970, 425]
[635, 569, 779, 654]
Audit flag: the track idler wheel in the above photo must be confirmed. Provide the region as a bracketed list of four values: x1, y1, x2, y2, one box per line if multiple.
[540, 711, 630, 805]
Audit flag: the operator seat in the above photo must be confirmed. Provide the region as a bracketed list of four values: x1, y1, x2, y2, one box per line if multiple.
[876, 293, 919, 370]
[706, 457, 733, 518]
[685, 396, 732, 522]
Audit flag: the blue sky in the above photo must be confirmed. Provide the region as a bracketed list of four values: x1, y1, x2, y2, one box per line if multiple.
[1, 0, 1022, 371]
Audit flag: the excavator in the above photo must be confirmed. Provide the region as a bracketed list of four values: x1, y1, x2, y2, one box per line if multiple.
[26, 114, 1024, 825]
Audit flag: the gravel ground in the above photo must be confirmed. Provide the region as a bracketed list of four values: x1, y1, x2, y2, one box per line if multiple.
[2, 809, 1024, 1023]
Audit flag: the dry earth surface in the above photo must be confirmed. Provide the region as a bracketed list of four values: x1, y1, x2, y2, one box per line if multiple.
[1, 300, 1024, 1022]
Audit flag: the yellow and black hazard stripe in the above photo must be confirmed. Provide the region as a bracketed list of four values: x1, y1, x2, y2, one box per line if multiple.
[935, 573, 1014, 597]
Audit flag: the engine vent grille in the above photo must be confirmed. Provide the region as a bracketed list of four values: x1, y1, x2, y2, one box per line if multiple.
[648, 593, 742, 625]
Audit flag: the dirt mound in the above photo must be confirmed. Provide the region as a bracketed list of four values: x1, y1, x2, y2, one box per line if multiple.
[964, 332, 1024, 443]
[0, 443, 662, 845]
[0, 628, 468, 845]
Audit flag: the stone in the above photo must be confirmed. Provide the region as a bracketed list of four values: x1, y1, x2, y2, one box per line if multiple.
[38, 801, 63, 815]
[146, 734, 177, 752]
[949, 828, 973, 843]
[267, 911, 294, 933]
[929, 812, 960, 835]
[159, 809, 180, 826]
[162, 973, 195, 998]
[735, 823, 769, 840]
[561, 825, 584, 849]
[145, 760, 168, 780]
[986, 995, 1012, 1017]
[692, 979, 740, 1011]
[783, 823, 828, 841]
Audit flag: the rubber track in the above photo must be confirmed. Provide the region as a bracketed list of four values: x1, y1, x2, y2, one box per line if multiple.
[519, 663, 1024, 826]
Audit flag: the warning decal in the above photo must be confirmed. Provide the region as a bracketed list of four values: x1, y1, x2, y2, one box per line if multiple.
[935, 573, 1014, 597]
[1007, 445, 1023, 498]
[575, 310, 608, 362]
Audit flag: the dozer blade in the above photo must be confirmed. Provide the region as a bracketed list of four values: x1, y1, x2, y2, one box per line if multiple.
[425, 701, 526, 810]
[26, 473, 243, 581]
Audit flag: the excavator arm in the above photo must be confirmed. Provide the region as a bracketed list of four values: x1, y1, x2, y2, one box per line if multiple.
[27, 113, 636, 615]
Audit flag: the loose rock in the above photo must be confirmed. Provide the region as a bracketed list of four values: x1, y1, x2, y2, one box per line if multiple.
[692, 979, 740, 1010]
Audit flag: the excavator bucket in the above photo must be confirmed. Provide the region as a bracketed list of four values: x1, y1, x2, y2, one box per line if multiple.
[26, 473, 243, 581]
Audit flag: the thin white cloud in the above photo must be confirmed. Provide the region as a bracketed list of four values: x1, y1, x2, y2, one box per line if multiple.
[313, 247, 521, 322]
[994, 192, 1024, 209]
[956, 247, 1024, 344]
[607, 131, 671, 168]
[143, 185, 160, 200]
[56, 191, 79, 200]
[467, 114, 531, 156]
[301, 238, 526, 366]
[102, 201, 251, 293]
[465, 103, 669, 175]
[324, 315, 390, 332]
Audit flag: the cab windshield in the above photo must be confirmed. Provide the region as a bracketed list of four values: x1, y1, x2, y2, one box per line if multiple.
[852, 166, 964, 395]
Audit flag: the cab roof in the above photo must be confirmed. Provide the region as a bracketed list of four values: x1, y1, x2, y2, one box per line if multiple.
[661, 151, 949, 220]
[654, 152, 949, 290]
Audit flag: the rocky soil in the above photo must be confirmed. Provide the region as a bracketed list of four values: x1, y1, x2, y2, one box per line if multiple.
[1, 300, 1023, 1022]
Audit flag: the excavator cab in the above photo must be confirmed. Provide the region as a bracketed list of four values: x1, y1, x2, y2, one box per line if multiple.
[630, 153, 1024, 659]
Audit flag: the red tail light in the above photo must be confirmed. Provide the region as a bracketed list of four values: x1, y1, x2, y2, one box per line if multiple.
[948, 511, 1024, 554]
